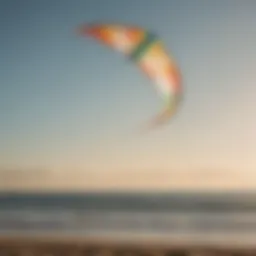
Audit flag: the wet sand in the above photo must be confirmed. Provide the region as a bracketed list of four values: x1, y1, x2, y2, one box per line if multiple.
[0, 236, 255, 256]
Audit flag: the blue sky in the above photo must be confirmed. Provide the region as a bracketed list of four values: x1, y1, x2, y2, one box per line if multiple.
[1, 0, 256, 176]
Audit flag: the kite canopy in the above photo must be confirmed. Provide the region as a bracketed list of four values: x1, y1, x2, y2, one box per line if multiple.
[77, 22, 182, 131]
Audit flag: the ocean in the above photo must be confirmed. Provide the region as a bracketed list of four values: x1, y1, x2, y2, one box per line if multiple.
[0, 192, 255, 245]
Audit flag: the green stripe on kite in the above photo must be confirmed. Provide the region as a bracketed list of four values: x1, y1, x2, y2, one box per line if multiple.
[130, 33, 158, 61]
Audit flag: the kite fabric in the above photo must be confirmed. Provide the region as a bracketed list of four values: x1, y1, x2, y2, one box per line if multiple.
[77, 23, 182, 131]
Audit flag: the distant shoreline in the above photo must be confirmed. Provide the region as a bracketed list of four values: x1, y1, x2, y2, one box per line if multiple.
[0, 189, 256, 195]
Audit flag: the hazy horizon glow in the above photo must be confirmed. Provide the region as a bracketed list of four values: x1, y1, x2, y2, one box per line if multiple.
[1, 1, 256, 188]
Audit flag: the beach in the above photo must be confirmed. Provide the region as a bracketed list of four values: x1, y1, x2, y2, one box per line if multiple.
[0, 192, 255, 255]
[0, 236, 255, 255]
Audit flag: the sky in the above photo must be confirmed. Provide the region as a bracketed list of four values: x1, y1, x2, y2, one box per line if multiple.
[1, 0, 256, 189]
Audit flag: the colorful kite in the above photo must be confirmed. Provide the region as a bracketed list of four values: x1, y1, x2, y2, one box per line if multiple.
[77, 22, 182, 131]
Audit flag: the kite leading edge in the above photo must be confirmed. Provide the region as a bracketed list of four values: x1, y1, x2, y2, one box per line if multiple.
[77, 23, 182, 132]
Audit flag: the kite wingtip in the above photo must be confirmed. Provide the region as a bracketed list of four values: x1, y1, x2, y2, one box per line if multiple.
[75, 22, 97, 36]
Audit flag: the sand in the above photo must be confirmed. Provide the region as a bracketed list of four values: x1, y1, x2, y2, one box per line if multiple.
[0, 236, 255, 255]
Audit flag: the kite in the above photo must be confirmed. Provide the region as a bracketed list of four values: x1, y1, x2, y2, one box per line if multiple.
[76, 22, 182, 131]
